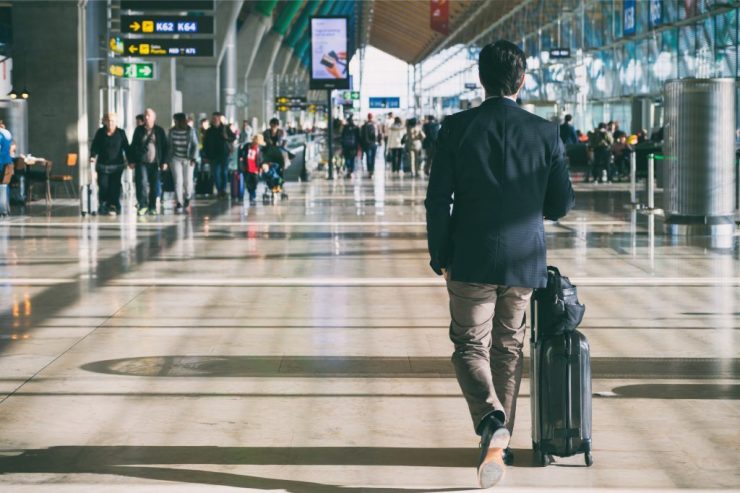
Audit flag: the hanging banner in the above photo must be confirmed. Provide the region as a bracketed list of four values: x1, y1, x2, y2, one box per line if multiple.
[310, 17, 350, 90]
[623, 0, 636, 36]
[649, 0, 662, 28]
[430, 0, 449, 35]
[684, 0, 697, 17]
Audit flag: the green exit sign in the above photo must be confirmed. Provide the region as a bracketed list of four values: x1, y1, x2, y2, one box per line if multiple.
[109, 62, 156, 80]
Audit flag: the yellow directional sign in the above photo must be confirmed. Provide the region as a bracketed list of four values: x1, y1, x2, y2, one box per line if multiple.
[142, 20, 154, 33]
[128, 45, 138, 54]
[129, 21, 141, 32]
[109, 64, 124, 77]
[140, 44, 150, 55]
[109, 37, 124, 55]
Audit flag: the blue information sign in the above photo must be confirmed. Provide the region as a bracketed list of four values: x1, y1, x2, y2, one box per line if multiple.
[649, 0, 662, 28]
[369, 97, 400, 109]
[624, 0, 637, 36]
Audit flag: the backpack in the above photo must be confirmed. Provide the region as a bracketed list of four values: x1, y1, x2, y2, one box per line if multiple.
[363, 122, 377, 145]
[533, 266, 586, 337]
[341, 126, 357, 148]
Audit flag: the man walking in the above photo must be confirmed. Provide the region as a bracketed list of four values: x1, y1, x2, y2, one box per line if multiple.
[559, 114, 578, 145]
[130, 108, 168, 216]
[340, 116, 361, 177]
[422, 115, 441, 176]
[425, 40, 574, 488]
[90, 112, 129, 215]
[360, 113, 380, 178]
[203, 112, 236, 198]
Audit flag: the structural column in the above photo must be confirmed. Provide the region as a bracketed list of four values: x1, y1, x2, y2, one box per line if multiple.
[11, 0, 90, 174]
[220, 25, 237, 122]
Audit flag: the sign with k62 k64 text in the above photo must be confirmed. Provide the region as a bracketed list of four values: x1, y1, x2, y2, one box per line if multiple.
[121, 15, 214, 34]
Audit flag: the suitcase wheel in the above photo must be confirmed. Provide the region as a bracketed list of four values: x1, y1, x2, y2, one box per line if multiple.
[534, 447, 551, 467]
[81, 212, 87, 217]
[585, 451, 593, 467]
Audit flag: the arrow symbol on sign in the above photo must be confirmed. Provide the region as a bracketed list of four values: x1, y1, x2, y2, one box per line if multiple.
[130, 21, 140, 32]
[128, 45, 138, 54]
[140, 66, 152, 76]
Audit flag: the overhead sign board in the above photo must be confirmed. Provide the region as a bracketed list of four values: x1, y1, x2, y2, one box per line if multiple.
[123, 39, 213, 57]
[275, 96, 307, 105]
[121, 15, 214, 34]
[121, 0, 214, 11]
[310, 17, 350, 90]
[369, 97, 400, 109]
[464, 82, 478, 90]
[109, 62, 156, 80]
[549, 48, 571, 59]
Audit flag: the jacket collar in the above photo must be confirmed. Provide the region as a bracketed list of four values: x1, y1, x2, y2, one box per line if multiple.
[482, 96, 519, 108]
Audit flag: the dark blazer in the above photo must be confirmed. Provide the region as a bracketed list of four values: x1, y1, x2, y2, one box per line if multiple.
[129, 124, 168, 165]
[425, 97, 574, 288]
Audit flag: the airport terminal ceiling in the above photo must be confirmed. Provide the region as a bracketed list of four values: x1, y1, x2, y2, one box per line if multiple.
[362, 0, 524, 64]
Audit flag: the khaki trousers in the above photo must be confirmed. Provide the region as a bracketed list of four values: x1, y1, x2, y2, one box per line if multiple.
[447, 280, 533, 435]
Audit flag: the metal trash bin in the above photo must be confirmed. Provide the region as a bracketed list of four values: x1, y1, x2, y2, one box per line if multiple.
[663, 78, 737, 236]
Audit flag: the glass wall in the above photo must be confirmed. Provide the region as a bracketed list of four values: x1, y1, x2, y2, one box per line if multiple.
[421, 0, 739, 131]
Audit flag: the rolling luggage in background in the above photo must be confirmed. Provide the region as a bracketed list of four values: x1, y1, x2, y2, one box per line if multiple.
[230, 170, 244, 201]
[530, 266, 593, 467]
[79, 183, 98, 216]
[0, 184, 10, 217]
[195, 163, 214, 196]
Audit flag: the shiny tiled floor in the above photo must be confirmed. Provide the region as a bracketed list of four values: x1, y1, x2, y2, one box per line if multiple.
[0, 161, 738, 492]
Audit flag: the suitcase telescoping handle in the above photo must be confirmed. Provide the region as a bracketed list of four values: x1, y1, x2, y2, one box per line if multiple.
[530, 295, 538, 345]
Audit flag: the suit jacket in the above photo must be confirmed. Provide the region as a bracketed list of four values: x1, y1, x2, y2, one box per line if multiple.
[425, 97, 574, 288]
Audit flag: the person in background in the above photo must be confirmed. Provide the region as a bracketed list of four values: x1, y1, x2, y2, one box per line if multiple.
[0, 120, 14, 182]
[90, 112, 129, 216]
[340, 116, 361, 178]
[387, 116, 405, 175]
[611, 131, 633, 181]
[404, 118, 425, 177]
[129, 108, 168, 216]
[422, 115, 441, 176]
[135, 114, 145, 127]
[589, 122, 614, 183]
[361, 113, 381, 178]
[203, 111, 236, 198]
[239, 118, 254, 147]
[167, 113, 199, 213]
[262, 117, 289, 167]
[239, 133, 264, 206]
[382, 112, 393, 162]
[559, 114, 578, 145]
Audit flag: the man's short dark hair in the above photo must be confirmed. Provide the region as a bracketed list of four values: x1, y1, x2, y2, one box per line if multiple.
[212, 111, 222, 117]
[269, 118, 280, 126]
[564, 114, 573, 123]
[135, 114, 144, 121]
[478, 40, 527, 97]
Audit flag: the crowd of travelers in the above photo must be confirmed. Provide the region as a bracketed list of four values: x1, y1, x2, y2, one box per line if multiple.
[331, 112, 441, 179]
[558, 114, 658, 184]
[88, 109, 291, 216]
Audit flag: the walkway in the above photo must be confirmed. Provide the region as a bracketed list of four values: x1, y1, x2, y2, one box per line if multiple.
[0, 164, 738, 491]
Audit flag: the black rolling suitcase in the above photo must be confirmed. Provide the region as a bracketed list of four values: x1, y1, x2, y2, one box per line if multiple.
[530, 266, 593, 467]
[195, 162, 214, 196]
